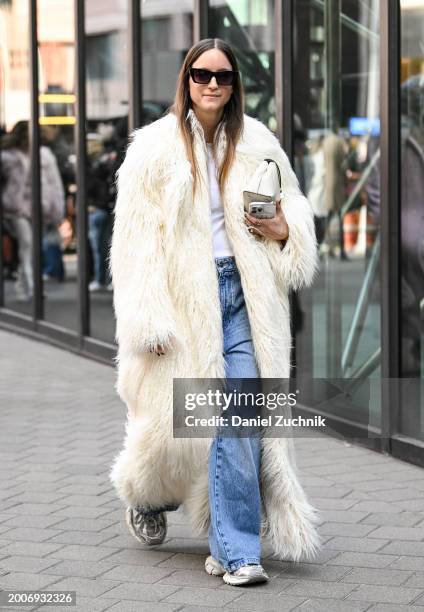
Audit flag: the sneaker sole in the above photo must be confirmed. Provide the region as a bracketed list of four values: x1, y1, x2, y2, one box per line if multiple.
[125, 507, 166, 546]
[205, 555, 226, 576]
[223, 569, 269, 586]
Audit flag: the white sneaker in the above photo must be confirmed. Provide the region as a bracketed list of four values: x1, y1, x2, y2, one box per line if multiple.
[88, 280, 102, 292]
[223, 563, 269, 586]
[205, 556, 269, 586]
[204, 555, 225, 576]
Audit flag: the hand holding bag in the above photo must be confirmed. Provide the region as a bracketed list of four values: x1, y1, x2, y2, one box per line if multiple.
[243, 158, 282, 219]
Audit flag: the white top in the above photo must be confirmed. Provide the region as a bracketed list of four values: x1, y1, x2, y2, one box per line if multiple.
[206, 143, 234, 258]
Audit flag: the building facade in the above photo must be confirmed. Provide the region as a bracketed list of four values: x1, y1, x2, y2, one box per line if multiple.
[1, 1, 423, 464]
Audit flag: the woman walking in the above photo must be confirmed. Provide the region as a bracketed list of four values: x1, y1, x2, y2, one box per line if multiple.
[110, 38, 321, 586]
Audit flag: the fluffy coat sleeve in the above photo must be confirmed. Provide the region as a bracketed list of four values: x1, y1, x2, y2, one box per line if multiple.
[260, 130, 320, 291]
[109, 126, 180, 355]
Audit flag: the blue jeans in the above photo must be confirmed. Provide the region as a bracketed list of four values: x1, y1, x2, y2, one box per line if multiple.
[88, 209, 112, 285]
[208, 256, 262, 572]
[135, 257, 262, 572]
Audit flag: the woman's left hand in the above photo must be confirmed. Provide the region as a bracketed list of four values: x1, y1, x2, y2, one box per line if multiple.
[244, 198, 289, 242]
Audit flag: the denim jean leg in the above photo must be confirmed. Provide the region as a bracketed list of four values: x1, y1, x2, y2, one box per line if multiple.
[208, 257, 262, 572]
[88, 209, 110, 284]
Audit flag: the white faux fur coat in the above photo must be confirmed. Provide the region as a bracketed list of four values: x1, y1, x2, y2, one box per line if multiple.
[109, 108, 322, 562]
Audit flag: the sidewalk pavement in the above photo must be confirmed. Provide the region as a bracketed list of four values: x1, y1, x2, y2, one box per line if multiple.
[1, 329, 424, 612]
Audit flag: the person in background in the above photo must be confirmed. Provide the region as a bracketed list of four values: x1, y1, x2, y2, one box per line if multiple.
[1, 121, 65, 300]
[86, 134, 114, 292]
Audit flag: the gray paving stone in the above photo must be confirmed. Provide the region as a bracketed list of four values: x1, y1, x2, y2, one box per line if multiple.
[46, 531, 117, 547]
[340, 566, 415, 586]
[330, 471, 381, 484]
[324, 537, 389, 553]
[413, 593, 424, 606]
[1, 515, 67, 529]
[4, 492, 69, 505]
[99, 533, 149, 549]
[224, 591, 306, 610]
[369, 526, 424, 540]
[160, 585, 242, 606]
[47, 517, 116, 532]
[296, 598, 371, 611]
[153, 568, 233, 589]
[53, 495, 110, 508]
[178, 607, 223, 612]
[105, 602, 181, 612]
[0, 571, 60, 590]
[372, 488, 424, 502]
[49, 506, 114, 519]
[352, 480, 409, 492]
[360, 512, 422, 526]
[46, 544, 117, 562]
[278, 562, 351, 581]
[394, 498, 424, 512]
[157, 553, 208, 570]
[99, 582, 180, 601]
[37, 595, 114, 612]
[318, 522, 377, 537]
[320, 510, 369, 524]
[346, 584, 424, 604]
[283, 578, 357, 598]
[10, 482, 65, 493]
[0, 501, 24, 513]
[47, 576, 122, 597]
[154, 538, 210, 556]
[105, 549, 176, 567]
[1, 527, 63, 543]
[39, 559, 119, 579]
[1, 541, 64, 558]
[402, 572, 424, 588]
[7, 503, 67, 516]
[387, 556, 424, 570]
[327, 552, 400, 568]
[368, 605, 424, 611]
[219, 576, 297, 593]
[100, 564, 174, 584]
[378, 541, 424, 556]
[0, 555, 61, 574]
[304, 485, 353, 498]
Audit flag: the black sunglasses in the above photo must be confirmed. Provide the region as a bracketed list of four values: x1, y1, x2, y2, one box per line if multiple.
[189, 67, 238, 87]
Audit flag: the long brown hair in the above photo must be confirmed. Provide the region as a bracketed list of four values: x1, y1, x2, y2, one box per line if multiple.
[168, 38, 244, 197]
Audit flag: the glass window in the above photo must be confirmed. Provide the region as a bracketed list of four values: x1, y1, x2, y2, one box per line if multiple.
[0, 0, 33, 314]
[86, 0, 128, 343]
[209, 0, 275, 130]
[38, 0, 77, 330]
[141, 0, 194, 125]
[293, 0, 381, 431]
[399, 0, 424, 439]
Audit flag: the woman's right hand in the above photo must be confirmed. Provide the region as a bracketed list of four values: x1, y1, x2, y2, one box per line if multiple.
[149, 343, 166, 356]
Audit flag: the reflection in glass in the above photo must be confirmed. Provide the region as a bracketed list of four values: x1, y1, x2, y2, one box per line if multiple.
[0, 1, 33, 315]
[38, 0, 77, 330]
[294, 0, 381, 428]
[209, 0, 275, 129]
[85, 0, 129, 343]
[141, 0, 194, 124]
[399, 0, 424, 437]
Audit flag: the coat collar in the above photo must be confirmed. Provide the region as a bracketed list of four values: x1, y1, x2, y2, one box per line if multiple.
[186, 108, 227, 166]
